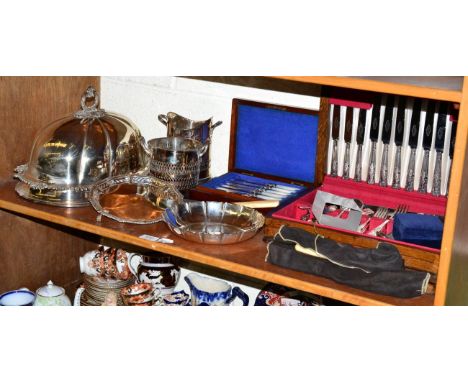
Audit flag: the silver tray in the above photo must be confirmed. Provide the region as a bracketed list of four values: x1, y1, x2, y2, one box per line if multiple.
[15, 182, 90, 207]
[162, 201, 265, 244]
[89, 175, 183, 224]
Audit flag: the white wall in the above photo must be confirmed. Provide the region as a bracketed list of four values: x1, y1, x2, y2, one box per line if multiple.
[100, 76, 321, 305]
[100, 76, 320, 176]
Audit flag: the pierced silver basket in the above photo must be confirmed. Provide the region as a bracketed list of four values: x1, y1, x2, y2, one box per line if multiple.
[88, 175, 183, 224]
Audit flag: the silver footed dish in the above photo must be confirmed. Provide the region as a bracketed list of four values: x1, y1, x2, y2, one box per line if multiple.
[88, 175, 183, 224]
[162, 201, 265, 244]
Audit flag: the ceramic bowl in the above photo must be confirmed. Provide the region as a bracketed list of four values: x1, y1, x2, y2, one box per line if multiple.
[0, 289, 36, 306]
[120, 283, 155, 306]
[120, 282, 153, 297]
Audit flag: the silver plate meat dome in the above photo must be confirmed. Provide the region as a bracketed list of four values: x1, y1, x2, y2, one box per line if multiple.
[14, 86, 150, 207]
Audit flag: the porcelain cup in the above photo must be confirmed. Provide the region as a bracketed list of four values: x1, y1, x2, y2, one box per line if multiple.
[0, 288, 35, 306]
[120, 282, 158, 306]
[79, 247, 142, 280]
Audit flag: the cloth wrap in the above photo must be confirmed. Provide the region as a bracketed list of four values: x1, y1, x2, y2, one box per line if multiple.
[266, 226, 430, 299]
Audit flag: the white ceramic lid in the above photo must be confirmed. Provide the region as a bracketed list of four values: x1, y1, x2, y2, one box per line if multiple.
[36, 280, 64, 297]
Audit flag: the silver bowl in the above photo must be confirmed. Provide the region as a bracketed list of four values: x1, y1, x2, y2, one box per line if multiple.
[162, 201, 265, 244]
[88, 175, 183, 224]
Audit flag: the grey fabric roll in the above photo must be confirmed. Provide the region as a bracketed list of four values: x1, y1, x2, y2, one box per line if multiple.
[266, 226, 430, 299]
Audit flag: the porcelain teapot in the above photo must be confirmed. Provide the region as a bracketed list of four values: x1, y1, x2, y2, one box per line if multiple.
[34, 280, 71, 306]
[184, 273, 249, 306]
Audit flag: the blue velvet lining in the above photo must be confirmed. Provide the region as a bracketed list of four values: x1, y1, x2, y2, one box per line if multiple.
[392, 213, 443, 249]
[233, 104, 318, 183]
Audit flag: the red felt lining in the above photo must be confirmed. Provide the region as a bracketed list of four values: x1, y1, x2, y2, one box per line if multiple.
[272, 176, 447, 253]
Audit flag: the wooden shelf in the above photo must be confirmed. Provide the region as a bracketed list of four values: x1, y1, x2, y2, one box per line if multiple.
[0, 181, 434, 306]
[272, 76, 464, 103]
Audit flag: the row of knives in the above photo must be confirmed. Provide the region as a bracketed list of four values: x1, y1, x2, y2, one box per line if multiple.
[327, 95, 458, 196]
[214, 177, 303, 201]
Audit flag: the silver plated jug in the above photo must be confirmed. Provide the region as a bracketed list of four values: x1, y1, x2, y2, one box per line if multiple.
[158, 112, 222, 182]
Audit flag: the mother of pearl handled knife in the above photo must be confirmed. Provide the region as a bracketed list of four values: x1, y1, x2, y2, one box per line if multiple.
[432, 102, 448, 196]
[392, 97, 406, 188]
[330, 105, 340, 176]
[343, 107, 353, 179]
[354, 108, 366, 182]
[223, 181, 292, 196]
[225, 179, 299, 192]
[418, 101, 435, 193]
[380, 95, 394, 186]
[446, 115, 457, 194]
[367, 98, 381, 184]
[406, 98, 421, 191]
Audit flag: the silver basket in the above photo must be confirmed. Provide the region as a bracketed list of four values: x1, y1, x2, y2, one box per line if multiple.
[150, 159, 201, 191]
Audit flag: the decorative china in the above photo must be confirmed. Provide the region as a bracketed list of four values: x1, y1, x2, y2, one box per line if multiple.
[254, 283, 322, 306]
[34, 281, 71, 306]
[163, 290, 190, 306]
[88, 175, 183, 224]
[184, 273, 249, 306]
[79, 247, 142, 280]
[14, 86, 150, 207]
[158, 112, 222, 182]
[163, 201, 265, 244]
[75, 274, 135, 306]
[0, 288, 36, 306]
[129, 254, 180, 297]
[120, 282, 157, 306]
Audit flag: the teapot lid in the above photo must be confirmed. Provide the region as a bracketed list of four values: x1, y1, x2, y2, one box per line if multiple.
[36, 280, 65, 297]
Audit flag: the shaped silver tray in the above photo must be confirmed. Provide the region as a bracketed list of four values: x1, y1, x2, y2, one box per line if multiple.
[89, 175, 184, 224]
[162, 201, 265, 244]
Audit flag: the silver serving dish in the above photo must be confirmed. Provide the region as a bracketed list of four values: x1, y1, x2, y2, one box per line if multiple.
[158, 112, 222, 182]
[88, 175, 183, 224]
[162, 201, 265, 244]
[14, 86, 150, 207]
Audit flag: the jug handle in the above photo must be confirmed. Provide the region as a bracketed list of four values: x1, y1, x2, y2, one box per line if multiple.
[158, 114, 168, 126]
[74, 286, 85, 306]
[127, 253, 143, 280]
[226, 286, 249, 306]
[212, 120, 222, 129]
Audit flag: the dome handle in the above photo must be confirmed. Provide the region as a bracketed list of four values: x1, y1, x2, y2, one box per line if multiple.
[81, 86, 100, 111]
[74, 86, 106, 120]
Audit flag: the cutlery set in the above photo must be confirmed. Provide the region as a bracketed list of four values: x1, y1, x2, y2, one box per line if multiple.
[297, 202, 410, 238]
[214, 179, 302, 201]
[327, 96, 458, 196]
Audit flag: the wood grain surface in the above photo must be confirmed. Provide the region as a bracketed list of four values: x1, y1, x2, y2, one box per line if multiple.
[272, 76, 463, 103]
[0, 181, 434, 306]
[0, 77, 100, 297]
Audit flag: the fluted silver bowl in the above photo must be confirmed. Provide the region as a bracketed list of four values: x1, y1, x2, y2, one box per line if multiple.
[162, 201, 265, 244]
[14, 86, 150, 207]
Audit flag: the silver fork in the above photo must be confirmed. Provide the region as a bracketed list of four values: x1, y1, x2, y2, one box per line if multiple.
[369, 204, 409, 236]
[358, 207, 388, 233]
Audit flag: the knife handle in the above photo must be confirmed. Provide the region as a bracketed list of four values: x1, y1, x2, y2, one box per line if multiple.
[432, 151, 442, 196]
[367, 141, 377, 184]
[343, 142, 351, 179]
[355, 144, 362, 182]
[330, 139, 338, 176]
[418, 149, 430, 193]
[392, 145, 402, 189]
[379, 144, 389, 187]
[406, 148, 417, 191]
